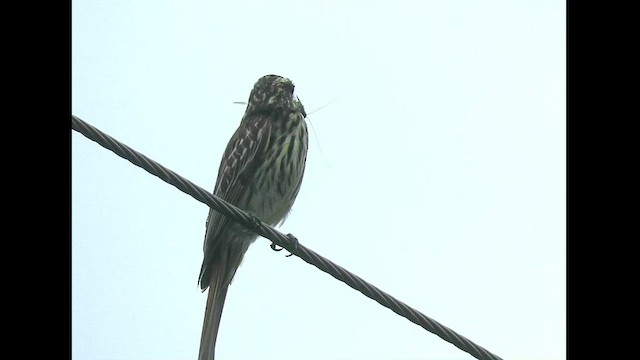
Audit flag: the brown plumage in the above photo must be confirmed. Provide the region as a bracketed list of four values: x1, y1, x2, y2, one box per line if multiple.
[198, 75, 308, 360]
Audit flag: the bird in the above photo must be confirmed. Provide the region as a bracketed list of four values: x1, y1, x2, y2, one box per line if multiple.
[198, 74, 309, 360]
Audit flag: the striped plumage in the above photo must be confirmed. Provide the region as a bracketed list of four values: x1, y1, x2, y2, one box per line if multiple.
[198, 75, 308, 360]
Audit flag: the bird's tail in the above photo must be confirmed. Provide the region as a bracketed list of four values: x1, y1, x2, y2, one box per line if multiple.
[198, 265, 231, 360]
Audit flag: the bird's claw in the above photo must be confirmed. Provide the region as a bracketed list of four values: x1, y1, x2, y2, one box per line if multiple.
[269, 233, 299, 257]
[284, 233, 299, 257]
[247, 212, 263, 233]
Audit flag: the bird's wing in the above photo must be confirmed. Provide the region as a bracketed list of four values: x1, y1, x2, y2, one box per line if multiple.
[198, 113, 272, 288]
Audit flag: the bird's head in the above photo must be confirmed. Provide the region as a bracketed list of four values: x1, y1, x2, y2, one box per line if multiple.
[246, 74, 305, 117]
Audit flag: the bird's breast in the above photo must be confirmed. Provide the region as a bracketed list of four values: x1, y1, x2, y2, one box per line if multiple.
[245, 117, 308, 226]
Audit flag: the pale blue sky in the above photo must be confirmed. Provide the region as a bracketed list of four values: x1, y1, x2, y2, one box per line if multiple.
[72, 1, 566, 359]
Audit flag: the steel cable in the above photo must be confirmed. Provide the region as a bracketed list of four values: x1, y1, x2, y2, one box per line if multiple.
[71, 115, 503, 360]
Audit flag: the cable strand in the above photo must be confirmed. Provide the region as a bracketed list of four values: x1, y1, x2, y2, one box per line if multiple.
[71, 115, 503, 360]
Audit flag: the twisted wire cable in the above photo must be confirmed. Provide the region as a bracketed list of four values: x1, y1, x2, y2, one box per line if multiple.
[71, 115, 503, 360]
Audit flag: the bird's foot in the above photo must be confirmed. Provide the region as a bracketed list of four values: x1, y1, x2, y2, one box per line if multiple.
[284, 233, 299, 257]
[270, 233, 299, 257]
[247, 212, 263, 233]
[270, 242, 284, 251]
